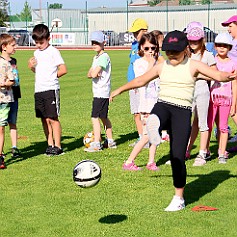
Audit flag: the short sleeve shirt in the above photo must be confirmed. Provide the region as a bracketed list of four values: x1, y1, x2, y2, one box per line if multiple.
[91, 52, 111, 98]
[0, 57, 14, 103]
[34, 45, 65, 93]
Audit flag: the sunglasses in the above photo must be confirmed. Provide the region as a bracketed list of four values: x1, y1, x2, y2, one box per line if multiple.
[143, 46, 156, 51]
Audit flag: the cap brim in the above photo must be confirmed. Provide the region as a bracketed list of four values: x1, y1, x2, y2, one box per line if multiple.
[162, 43, 187, 52]
[221, 21, 231, 26]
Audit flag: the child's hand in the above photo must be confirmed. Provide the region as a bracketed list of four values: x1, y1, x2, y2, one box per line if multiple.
[109, 89, 121, 102]
[230, 105, 236, 117]
[28, 57, 37, 69]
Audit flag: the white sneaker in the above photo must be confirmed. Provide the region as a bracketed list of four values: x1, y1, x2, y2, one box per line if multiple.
[228, 134, 237, 143]
[147, 114, 161, 146]
[165, 160, 171, 165]
[164, 196, 185, 212]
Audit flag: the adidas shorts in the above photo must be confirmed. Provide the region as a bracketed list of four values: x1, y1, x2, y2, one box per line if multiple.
[35, 90, 60, 119]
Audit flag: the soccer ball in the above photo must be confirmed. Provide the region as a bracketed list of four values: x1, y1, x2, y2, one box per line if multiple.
[83, 131, 94, 148]
[73, 160, 101, 188]
[214, 126, 231, 140]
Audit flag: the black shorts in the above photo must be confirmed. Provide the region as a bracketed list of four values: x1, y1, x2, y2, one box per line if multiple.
[35, 90, 60, 119]
[91, 97, 109, 118]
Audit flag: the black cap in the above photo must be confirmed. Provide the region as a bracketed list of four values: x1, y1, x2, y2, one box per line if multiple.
[162, 30, 188, 52]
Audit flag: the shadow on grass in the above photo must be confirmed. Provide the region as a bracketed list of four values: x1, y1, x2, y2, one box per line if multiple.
[185, 170, 237, 205]
[115, 132, 138, 146]
[5, 135, 83, 166]
[99, 214, 128, 224]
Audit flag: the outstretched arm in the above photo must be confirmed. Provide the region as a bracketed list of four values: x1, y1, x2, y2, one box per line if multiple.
[110, 64, 160, 101]
[191, 60, 236, 82]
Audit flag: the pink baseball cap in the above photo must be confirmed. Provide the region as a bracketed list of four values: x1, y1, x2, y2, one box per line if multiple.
[185, 21, 203, 33]
[186, 27, 205, 41]
[221, 15, 237, 26]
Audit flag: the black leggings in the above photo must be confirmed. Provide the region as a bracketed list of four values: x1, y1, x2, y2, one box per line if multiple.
[151, 101, 192, 188]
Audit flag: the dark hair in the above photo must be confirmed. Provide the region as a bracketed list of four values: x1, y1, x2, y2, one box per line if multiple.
[0, 34, 15, 52]
[138, 32, 159, 60]
[32, 24, 50, 41]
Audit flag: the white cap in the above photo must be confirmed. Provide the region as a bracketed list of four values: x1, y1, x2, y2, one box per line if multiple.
[90, 31, 105, 43]
[215, 33, 233, 46]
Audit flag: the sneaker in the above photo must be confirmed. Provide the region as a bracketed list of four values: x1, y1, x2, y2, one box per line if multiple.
[0, 156, 6, 169]
[164, 195, 185, 212]
[193, 154, 207, 166]
[123, 162, 141, 171]
[11, 147, 21, 158]
[147, 114, 161, 146]
[84, 142, 102, 152]
[218, 156, 227, 164]
[161, 134, 170, 143]
[103, 140, 117, 149]
[45, 145, 54, 156]
[227, 146, 237, 153]
[165, 160, 171, 165]
[146, 162, 159, 171]
[228, 134, 237, 143]
[185, 151, 190, 160]
[205, 150, 211, 160]
[51, 146, 64, 155]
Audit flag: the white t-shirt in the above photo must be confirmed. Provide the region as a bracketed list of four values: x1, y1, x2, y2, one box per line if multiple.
[134, 57, 159, 113]
[34, 45, 65, 93]
[91, 52, 111, 98]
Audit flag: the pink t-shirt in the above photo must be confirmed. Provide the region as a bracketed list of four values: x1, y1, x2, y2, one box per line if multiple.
[210, 56, 237, 106]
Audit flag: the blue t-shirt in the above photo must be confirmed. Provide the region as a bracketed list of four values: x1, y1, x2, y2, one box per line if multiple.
[127, 41, 140, 82]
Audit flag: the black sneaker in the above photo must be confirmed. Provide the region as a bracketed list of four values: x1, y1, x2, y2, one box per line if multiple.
[51, 146, 64, 155]
[45, 146, 54, 156]
[0, 156, 6, 169]
[12, 147, 21, 158]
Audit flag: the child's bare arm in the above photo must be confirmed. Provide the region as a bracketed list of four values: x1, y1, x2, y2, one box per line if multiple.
[57, 64, 67, 78]
[28, 57, 37, 73]
[88, 66, 102, 78]
[191, 60, 236, 82]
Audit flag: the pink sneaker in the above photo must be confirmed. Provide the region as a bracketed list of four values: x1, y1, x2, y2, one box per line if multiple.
[146, 162, 160, 171]
[185, 151, 190, 160]
[123, 162, 141, 171]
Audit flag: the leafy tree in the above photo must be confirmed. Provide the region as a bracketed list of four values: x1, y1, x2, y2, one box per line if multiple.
[147, 0, 160, 6]
[16, 1, 32, 21]
[49, 3, 63, 9]
[202, 0, 212, 4]
[179, 0, 192, 5]
[0, 0, 9, 26]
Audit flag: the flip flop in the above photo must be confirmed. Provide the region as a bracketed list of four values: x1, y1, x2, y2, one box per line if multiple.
[191, 205, 218, 212]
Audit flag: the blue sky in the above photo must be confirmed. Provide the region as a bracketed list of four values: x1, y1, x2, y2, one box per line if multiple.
[9, 0, 128, 14]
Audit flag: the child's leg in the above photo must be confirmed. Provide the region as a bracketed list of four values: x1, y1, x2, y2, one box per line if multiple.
[48, 118, 62, 148]
[134, 113, 143, 137]
[101, 117, 113, 140]
[9, 123, 17, 147]
[147, 143, 157, 164]
[186, 112, 199, 153]
[0, 126, 5, 155]
[218, 105, 230, 156]
[126, 135, 149, 163]
[41, 118, 54, 146]
[92, 117, 101, 142]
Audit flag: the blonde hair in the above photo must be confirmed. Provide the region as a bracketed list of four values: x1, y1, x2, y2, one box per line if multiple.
[0, 34, 15, 52]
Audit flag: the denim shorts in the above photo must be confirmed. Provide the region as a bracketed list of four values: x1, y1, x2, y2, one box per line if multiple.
[8, 100, 18, 125]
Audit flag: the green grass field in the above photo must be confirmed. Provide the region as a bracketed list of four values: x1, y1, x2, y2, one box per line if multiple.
[1, 49, 237, 237]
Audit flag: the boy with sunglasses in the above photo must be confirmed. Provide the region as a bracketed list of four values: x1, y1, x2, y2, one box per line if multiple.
[85, 31, 116, 152]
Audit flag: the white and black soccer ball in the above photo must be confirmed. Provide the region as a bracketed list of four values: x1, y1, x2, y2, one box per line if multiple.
[214, 126, 231, 140]
[73, 160, 101, 188]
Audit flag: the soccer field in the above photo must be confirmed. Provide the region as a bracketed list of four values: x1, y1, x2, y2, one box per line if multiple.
[1, 49, 237, 237]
